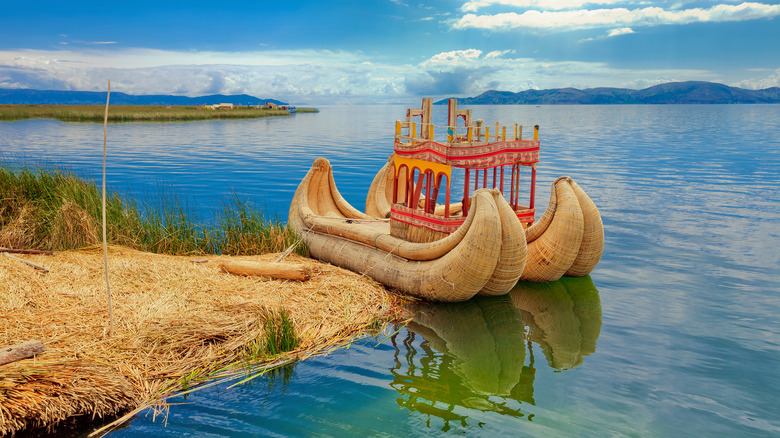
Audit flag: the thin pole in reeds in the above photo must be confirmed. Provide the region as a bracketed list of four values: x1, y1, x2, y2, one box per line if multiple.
[103, 80, 114, 337]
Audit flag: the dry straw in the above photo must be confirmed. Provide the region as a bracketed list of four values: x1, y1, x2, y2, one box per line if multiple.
[0, 246, 404, 436]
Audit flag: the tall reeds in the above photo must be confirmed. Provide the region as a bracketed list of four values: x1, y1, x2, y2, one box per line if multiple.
[0, 162, 303, 256]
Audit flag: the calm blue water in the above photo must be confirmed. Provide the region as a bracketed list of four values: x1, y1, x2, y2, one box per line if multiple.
[2, 105, 779, 437]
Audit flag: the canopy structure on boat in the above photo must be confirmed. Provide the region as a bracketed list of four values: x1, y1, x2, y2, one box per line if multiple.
[366, 98, 539, 244]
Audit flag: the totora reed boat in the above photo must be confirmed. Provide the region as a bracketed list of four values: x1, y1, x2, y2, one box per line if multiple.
[288, 98, 604, 301]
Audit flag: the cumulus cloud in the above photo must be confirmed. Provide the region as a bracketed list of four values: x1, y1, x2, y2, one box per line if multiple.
[485, 49, 514, 58]
[0, 48, 412, 103]
[734, 67, 780, 89]
[0, 46, 722, 102]
[421, 49, 484, 67]
[607, 27, 634, 37]
[453, 2, 780, 31]
[408, 48, 716, 96]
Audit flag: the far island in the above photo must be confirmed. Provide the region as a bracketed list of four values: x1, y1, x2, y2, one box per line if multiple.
[0, 104, 318, 122]
[0, 89, 317, 122]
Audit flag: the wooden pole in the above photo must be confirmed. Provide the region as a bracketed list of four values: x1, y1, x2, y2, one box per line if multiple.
[103, 80, 114, 338]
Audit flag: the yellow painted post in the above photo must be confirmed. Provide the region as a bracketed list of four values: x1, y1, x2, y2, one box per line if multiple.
[518, 125, 523, 140]
[395, 121, 402, 139]
[502, 126, 506, 141]
[485, 127, 490, 142]
[429, 124, 434, 140]
[534, 125, 539, 140]
[412, 122, 416, 139]
[514, 123, 518, 140]
[495, 122, 499, 141]
[467, 126, 473, 142]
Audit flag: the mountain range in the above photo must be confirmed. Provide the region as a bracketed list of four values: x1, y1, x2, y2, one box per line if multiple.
[0, 89, 286, 106]
[437, 81, 780, 105]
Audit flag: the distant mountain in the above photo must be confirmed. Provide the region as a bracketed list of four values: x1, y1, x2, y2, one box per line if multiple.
[0, 89, 287, 106]
[437, 82, 780, 105]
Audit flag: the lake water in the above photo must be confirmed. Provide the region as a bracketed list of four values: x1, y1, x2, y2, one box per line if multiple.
[2, 104, 779, 437]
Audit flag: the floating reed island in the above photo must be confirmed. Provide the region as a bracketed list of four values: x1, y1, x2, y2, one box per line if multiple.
[0, 104, 317, 123]
[289, 98, 604, 301]
[0, 164, 405, 436]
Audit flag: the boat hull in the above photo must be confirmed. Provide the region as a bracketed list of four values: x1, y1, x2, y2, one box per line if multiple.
[289, 158, 527, 302]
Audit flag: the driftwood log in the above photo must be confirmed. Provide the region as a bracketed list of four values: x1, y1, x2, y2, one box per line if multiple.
[0, 247, 55, 256]
[3, 252, 50, 272]
[0, 340, 47, 366]
[220, 261, 313, 281]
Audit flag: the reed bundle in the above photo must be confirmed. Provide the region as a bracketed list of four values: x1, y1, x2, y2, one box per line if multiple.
[0, 246, 403, 436]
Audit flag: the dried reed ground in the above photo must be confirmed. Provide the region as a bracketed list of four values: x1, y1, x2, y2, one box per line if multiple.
[0, 245, 404, 436]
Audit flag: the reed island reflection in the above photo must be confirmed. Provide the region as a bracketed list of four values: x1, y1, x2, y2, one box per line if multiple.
[389, 276, 602, 431]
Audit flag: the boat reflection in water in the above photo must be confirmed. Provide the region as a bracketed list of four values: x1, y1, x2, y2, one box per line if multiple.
[389, 276, 602, 431]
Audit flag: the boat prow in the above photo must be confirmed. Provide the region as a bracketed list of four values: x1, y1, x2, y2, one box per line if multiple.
[520, 176, 603, 282]
[289, 158, 526, 301]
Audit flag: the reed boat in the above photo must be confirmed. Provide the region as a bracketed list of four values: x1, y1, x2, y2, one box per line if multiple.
[365, 98, 604, 283]
[288, 98, 603, 301]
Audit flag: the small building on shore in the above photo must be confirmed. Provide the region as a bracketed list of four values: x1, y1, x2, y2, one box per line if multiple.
[210, 103, 234, 110]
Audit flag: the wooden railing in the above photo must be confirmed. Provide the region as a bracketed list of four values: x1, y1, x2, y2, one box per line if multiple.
[395, 121, 539, 145]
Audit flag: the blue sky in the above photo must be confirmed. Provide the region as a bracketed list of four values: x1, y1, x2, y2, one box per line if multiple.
[1, 0, 779, 103]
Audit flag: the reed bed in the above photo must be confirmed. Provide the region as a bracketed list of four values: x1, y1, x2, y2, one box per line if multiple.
[0, 105, 313, 123]
[0, 163, 302, 256]
[0, 246, 405, 436]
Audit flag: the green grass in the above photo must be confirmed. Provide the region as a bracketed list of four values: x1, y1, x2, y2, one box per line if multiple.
[261, 308, 301, 356]
[0, 161, 306, 256]
[242, 308, 301, 363]
[0, 105, 318, 122]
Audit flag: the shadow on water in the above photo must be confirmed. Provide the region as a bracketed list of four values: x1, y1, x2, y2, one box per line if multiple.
[390, 276, 602, 431]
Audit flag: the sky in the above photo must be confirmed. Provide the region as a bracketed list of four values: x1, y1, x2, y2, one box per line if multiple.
[1, 0, 779, 104]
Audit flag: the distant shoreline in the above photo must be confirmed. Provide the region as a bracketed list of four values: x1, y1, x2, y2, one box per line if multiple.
[0, 104, 318, 123]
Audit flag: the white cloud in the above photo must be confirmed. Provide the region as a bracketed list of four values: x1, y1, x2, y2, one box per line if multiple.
[734, 67, 780, 89]
[408, 48, 717, 96]
[485, 49, 513, 58]
[0, 46, 723, 102]
[0, 48, 366, 70]
[607, 27, 634, 36]
[462, 0, 628, 12]
[0, 48, 410, 103]
[453, 2, 780, 31]
[421, 49, 484, 67]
